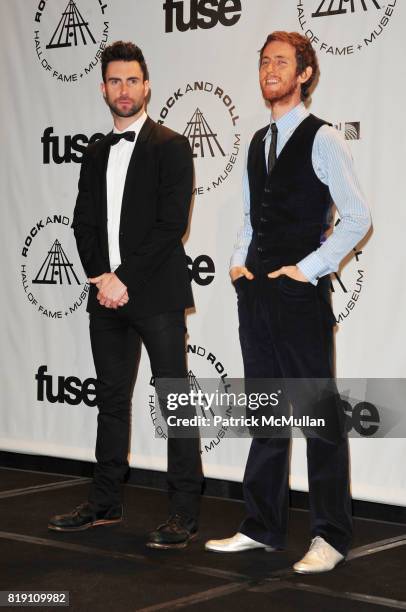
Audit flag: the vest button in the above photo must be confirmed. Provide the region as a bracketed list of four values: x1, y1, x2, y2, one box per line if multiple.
[258, 232, 264, 237]
[264, 187, 271, 193]
[261, 202, 270, 208]
[260, 217, 267, 222]
[257, 247, 264, 253]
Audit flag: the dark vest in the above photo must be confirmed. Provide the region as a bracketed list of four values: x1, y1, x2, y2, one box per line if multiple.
[246, 114, 332, 274]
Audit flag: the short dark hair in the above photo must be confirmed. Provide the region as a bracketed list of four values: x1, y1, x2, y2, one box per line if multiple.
[101, 41, 149, 82]
[259, 31, 319, 100]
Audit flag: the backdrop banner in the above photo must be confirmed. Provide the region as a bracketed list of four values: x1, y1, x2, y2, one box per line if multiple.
[1, 0, 405, 505]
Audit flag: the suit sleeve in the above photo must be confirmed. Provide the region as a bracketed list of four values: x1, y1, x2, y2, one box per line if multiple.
[114, 134, 193, 295]
[72, 148, 108, 278]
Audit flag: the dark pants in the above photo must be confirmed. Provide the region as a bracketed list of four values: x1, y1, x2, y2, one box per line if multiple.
[88, 309, 203, 521]
[235, 270, 352, 556]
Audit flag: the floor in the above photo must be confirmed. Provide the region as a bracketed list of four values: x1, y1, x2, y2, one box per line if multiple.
[0, 466, 405, 611]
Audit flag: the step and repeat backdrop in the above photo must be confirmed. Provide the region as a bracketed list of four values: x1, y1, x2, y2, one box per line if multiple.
[1, 0, 405, 505]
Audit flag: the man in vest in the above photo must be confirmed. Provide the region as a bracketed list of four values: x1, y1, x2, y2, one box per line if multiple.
[205, 31, 371, 573]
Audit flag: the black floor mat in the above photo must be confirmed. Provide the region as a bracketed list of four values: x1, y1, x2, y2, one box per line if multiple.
[1, 539, 230, 612]
[193, 587, 392, 612]
[0, 470, 405, 612]
[0, 467, 74, 492]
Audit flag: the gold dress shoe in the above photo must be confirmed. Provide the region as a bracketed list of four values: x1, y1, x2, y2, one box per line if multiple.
[293, 536, 344, 573]
[205, 532, 277, 553]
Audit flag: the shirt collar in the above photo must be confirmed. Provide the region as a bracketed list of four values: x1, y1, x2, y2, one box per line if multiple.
[263, 102, 309, 140]
[113, 111, 148, 135]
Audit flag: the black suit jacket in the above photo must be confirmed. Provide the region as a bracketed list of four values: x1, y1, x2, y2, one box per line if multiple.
[72, 117, 194, 318]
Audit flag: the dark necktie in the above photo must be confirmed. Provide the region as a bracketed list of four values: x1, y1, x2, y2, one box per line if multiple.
[267, 123, 278, 174]
[110, 131, 136, 146]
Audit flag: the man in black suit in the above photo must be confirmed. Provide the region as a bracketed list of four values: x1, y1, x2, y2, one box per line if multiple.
[48, 41, 203, 549]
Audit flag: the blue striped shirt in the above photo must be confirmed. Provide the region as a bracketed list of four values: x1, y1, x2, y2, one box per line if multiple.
[230, 103, 371, 285]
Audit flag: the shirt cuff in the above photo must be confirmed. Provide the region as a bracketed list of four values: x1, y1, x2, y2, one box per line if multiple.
[296, 252, 331, 286]
[230, 252, 247, 270]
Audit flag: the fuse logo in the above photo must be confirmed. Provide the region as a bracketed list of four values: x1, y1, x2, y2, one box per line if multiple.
[186, 254, 215, 286]
[163, 0, 242, 33]
[36, 365, 97, 407]
[41, 127, 105, 164]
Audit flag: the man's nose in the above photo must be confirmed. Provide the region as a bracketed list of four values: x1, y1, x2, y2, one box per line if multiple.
[266, 60, 278, 73]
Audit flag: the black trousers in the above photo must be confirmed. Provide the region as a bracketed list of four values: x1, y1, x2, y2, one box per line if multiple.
[235, 270, 352, 556]
[88, 309, 203, 520]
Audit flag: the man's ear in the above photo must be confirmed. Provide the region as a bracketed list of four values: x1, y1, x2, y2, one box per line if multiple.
[298, 66, 313, 86]
[100, 82, 106, 98]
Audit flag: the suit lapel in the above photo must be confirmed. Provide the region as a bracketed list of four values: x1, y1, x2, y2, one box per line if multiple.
[95, 131, 113, 226]
[120, 117, 155, 221]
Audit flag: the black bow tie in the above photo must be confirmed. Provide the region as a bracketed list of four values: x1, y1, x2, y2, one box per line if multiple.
[111, 131, 136, 146]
